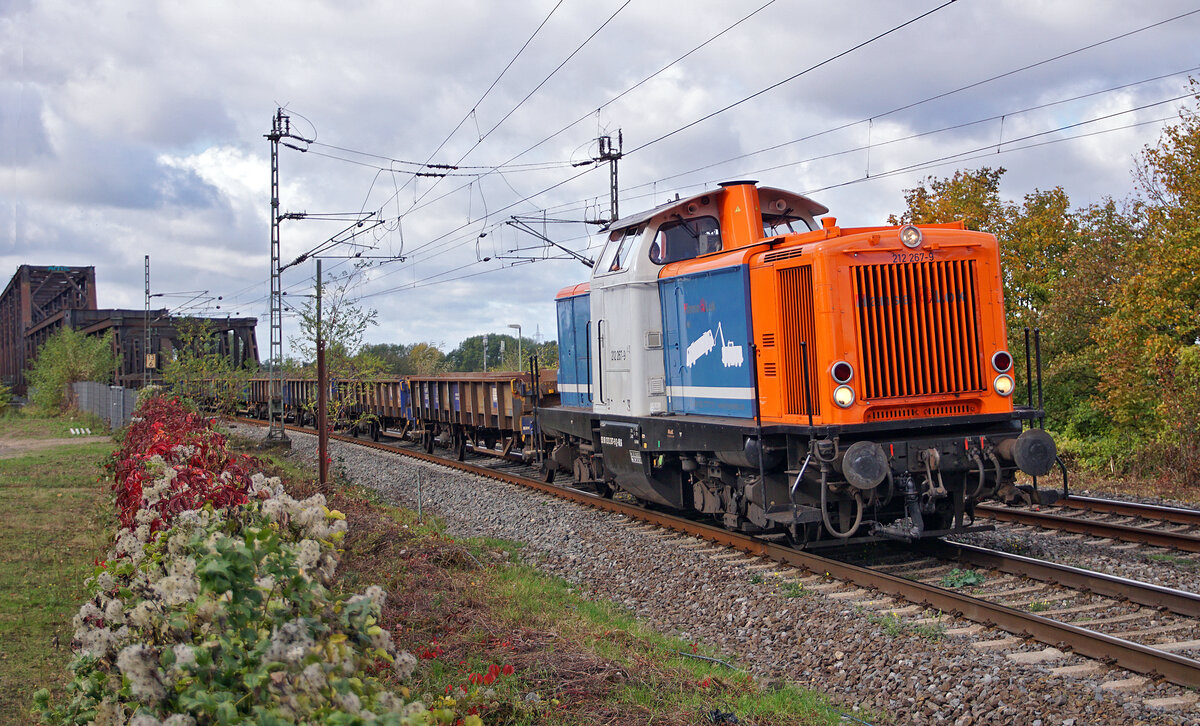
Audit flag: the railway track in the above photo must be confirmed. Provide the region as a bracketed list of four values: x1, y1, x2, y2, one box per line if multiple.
[976, 497, 1200, 552]
[231, 417, 1200, 691]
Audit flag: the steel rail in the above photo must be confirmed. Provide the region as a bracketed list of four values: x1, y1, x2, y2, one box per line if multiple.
[975, 504, 1200, 553]
[231, 417, 1200, 688]
[923, 540, 1200, 618]
[1058, 495, 1200, 528]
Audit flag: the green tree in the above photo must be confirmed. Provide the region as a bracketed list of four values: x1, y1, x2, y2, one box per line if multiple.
[1095, 85, 1200, 475]
[159, 318, 255, 413]
[26, 327, 118, 413]
[360, 341, 447, 375]
[998, 187, 1076, 342]
[1038, 199, 1139, 444]
[889, 166, 1007, 232]
[443, 334, 557, 372]
[289, 279, 386, 427]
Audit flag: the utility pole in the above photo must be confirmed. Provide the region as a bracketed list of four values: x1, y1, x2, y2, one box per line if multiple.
[508, 323, 522, 369]
[483, 334, 489, 372]
[598, 131, 623, 223]
[264, 108, 316, 442]
[316, 259, 329, 489]
[143, 255, 150, 387]
[265, 109, 290, 441]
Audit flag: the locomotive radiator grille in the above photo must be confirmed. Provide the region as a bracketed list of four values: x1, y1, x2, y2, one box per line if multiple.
[853, 260, 984, 400]
[778, 265, 820, 416]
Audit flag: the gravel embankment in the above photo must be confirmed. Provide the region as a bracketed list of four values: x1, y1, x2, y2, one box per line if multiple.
[261, 428, 1198, 725]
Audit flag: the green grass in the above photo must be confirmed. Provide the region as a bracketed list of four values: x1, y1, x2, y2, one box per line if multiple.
[473, 560, 850, 724]
[865, 610, 945, 641]
[1148, 553, 1199, 568]
[237, 436, 869, 724]
[0, 434, 113, 724]
[0, 408, 107, 439]
[780, 580, 809, 598]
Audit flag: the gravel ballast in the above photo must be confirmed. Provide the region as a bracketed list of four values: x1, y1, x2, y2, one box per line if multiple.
[264, 428, 1198, 725]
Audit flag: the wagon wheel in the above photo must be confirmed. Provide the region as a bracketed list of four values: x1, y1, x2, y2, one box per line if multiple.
[370, 422, 381, 442]
[424, 430, 435, 454]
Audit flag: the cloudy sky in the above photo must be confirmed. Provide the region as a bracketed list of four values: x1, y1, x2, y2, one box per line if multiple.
[2, 0, 1198, 359]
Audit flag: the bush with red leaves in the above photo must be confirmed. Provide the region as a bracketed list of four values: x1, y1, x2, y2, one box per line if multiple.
[106, 395, 260, 532]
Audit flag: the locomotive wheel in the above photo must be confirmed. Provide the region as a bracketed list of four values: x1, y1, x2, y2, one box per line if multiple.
[785, 522, 821, 549]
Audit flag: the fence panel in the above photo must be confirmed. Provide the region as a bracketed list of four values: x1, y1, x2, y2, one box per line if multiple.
[71, 382, 139, 430]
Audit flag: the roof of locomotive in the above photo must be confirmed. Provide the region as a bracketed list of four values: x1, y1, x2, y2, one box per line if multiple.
[604, 182, 829, 233]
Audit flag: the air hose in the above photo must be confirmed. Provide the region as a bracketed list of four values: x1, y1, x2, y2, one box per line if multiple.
[820, 472, 864, 539]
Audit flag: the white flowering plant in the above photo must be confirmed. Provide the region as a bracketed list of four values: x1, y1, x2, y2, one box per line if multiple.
[33, 395, 429, 725]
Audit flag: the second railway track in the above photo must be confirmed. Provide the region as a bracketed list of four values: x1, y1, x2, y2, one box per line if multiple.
[233, 416, 1200, 692]
[976, 497, 1200, 552]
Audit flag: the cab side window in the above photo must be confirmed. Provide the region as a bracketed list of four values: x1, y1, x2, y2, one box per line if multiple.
[597, 225, 644, 274]
[650, 216, 721, 264]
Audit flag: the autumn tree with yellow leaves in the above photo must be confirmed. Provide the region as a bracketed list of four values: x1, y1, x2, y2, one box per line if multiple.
[892, 86, 1200, 479]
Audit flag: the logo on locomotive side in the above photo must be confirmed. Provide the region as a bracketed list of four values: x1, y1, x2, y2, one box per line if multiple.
[686, 322, 744, 368]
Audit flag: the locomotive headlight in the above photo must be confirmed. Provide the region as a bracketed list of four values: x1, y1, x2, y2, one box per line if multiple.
[833, 384, 856, 408]
[899, 225, 923, 248]
[831, 361, 854, 383]
[993, 374, 1015, 397]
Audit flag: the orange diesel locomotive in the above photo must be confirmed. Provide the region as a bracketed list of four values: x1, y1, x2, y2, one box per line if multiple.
[539, 180, 1055, 546]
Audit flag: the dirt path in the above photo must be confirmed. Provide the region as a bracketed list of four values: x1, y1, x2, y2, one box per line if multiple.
[0, 435, 110, 459]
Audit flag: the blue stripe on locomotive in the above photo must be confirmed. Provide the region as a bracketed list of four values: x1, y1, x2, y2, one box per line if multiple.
[555, 291, 592, 407]
[659, 265, 755, 418]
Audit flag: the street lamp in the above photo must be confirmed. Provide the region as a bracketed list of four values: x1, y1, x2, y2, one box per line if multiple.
[507, 323, 522, 370]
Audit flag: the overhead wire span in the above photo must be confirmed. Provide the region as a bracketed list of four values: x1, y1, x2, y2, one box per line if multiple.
[351, 3, 1200, 247]
[724, 90, 1198, 187]
[804, 113, 1180, 196]
[625, 0, 961, 156]
[364, 0, 569, 217]
[366, 2, 947, 276]
[620, 54, 1200, 195]
[395, 0, 634, 218]
[490, 62, 1200, 224]
[376, 0, 783, 224]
